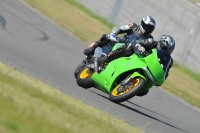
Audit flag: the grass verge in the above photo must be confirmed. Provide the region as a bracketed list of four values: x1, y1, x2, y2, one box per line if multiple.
[0, 63, 144, 133]
[162, 64, 200, 108]
[24, 0, 113, 43]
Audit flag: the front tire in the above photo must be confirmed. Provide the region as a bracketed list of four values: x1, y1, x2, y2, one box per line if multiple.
[109, 77, 146, 103]
[76, 67, 94, 88]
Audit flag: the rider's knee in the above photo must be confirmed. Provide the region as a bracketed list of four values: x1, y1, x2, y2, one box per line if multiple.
[100, 34, 109, 42]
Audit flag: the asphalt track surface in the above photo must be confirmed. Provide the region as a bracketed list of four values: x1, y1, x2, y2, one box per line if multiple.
[0, 1, 200, 133]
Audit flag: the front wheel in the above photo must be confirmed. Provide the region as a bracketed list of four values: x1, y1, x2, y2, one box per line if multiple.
[76, 67, 94, 88]
[109, 77, 146, 103]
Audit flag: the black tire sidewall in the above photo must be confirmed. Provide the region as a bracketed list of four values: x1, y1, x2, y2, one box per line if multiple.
[76, 67, 94, 88]
[74, 60, 87, 78]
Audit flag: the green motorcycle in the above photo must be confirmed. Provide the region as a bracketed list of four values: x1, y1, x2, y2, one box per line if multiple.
[76, 43, 172, 103]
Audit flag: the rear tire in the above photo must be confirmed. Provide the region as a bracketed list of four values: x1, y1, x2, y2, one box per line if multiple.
[109, 77, 146, 103]
[74, 60, 87, 78]
[76, 67, 94, 88]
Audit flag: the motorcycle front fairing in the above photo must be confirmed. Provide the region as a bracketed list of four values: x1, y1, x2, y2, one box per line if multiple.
[92, 49, 168, 94]
[91, 53, 148, 94]
[142, 49, 166, 86]
[113, 49, 166, 90]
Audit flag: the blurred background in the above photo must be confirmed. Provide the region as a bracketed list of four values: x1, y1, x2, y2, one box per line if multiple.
[76, 0, 200, 73]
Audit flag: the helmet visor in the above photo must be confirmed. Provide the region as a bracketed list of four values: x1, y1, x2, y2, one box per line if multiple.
[157, 41, 173, 54]
[140, 25, 146, 34]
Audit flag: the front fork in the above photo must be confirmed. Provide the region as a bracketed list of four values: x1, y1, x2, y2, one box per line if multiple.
[117, 72, 146, 93]
[121, 72, 146, 86]
[121, 75, 131, 86]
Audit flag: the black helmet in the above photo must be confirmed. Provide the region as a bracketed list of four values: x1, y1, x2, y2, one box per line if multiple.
[140, 16, 156, 35]
[157, 34, 175, 55]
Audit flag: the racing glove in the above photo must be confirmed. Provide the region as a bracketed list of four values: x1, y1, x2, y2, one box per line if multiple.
[108, 33, 118, 42]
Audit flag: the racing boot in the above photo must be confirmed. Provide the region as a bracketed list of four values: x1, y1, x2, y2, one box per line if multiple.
[83, 42, 97, 56]
[83, 34, 110, 56]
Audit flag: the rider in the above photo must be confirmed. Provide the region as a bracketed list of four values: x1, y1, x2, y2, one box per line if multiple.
[83, 16, 156, 56]
[156, 34, 175, 79]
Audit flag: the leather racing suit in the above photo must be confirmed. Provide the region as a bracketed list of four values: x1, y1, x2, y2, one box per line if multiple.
[83, 23, 156, 56]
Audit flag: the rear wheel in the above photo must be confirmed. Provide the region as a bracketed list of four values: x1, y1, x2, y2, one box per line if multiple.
[74, 60, 87, 78]
[76, 67, 94, 88]
[109, 77, 146, 103]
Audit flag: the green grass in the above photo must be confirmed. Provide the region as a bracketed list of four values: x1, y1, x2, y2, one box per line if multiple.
[0, 63, 144, 133]
[64, 0, 113, 28]
[178, 66, 200, 82]
[162, 64, 200, 108]
[24, 0, 113, 43]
